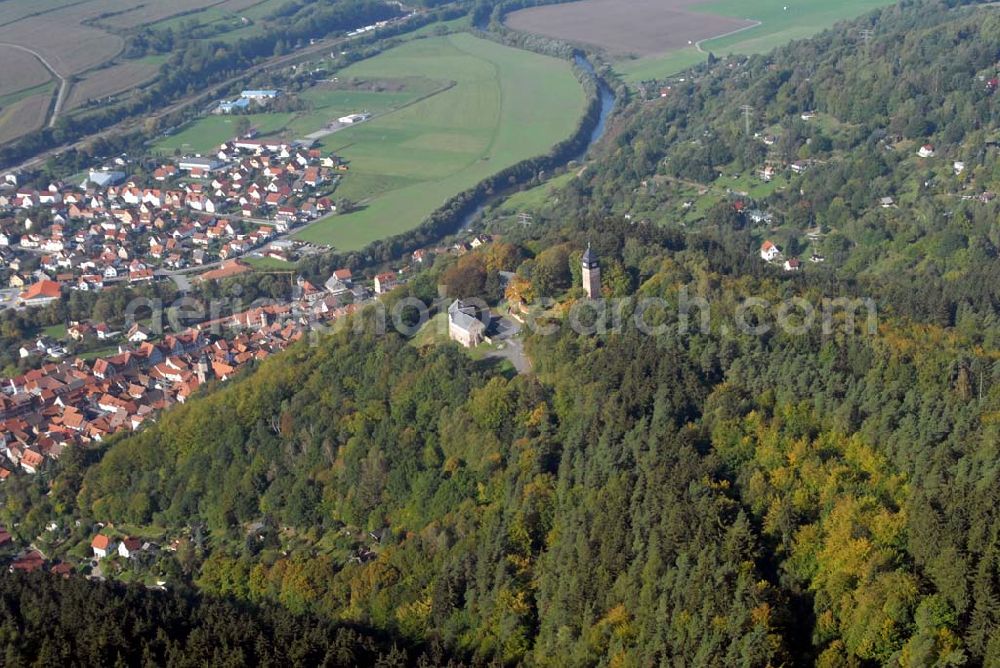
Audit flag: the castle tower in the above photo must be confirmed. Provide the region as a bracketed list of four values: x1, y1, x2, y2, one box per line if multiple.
[582, 244, 601, 299]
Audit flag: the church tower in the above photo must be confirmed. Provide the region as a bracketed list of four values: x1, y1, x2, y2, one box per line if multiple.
[582, 244, 601, 299]
[196, 353, 210, 385]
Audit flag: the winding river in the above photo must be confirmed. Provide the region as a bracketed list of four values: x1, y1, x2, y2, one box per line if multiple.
[461, 51, 616, 229]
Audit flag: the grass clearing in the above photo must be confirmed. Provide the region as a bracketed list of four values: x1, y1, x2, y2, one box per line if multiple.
[496, 171, 578, 212]
[43, 323, 67, 339]
[411, 312, 450, 348]
[294, 32, 585, 251]
[244, 256, 298, 270]
[615, 48, 708, 82]
[626, 0, 893, 81]
[699, 0, 889, 54]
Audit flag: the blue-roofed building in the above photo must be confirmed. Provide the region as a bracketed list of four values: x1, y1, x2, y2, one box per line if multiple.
[216, 98, 250, 114]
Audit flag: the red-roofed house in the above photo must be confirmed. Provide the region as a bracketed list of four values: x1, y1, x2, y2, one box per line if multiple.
[91, 534, 115, 559]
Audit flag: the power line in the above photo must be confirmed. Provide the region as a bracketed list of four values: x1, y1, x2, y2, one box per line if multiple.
[859, 28, 875, 46]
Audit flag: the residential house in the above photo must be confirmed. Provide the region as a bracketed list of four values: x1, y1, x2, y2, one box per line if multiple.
[118, 537, 143, 559]
[373, 272, 398, 295]
[91, 534, 115, 560]
[760, 241, 781, 263]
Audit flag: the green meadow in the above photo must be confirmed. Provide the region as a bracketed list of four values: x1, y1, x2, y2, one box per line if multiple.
[616, 0, 894, 82]
[151, 78, 439, 155]
[154, 113, 297, 155]
[496, 171, 578, 213]
[294, 32, 586, 250]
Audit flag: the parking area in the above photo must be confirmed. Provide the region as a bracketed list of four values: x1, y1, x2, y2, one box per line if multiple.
[0, 287, 20, 311]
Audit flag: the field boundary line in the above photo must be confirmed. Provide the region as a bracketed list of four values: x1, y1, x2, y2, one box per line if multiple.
[0, 42, 69, 127]
[448, 34, 505, 166]
[695, 19, 763, 53]
[0, 0, 95, 29]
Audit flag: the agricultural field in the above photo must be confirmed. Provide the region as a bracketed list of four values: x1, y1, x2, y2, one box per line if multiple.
[505, 0, 895, 82]
[0, 0, 79, 25]
[0, 19, 123, 77]
[0, 92, 52, 144]
[505, 0, 753, 58]
[293, 32, 586, 251]
[0, 0, 286, 144]
[66, 60, 162, 111]
[96, 0, 234, 30]
[0, 47, 53, 99]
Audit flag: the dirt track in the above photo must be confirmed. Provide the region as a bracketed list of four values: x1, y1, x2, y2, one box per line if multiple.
[504, 0, 754, 58]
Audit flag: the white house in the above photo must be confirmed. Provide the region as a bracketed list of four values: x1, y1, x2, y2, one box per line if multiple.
[918, 144, 935, 158]
[240, 89, 280, 101]
[91, 534, 115, 559]
[118, 537, 143, 559]
[127, 324, 151, 343]
[760, 240, 781, 262]
[373, 272, 398, 295]
[178, 157, 224, 172]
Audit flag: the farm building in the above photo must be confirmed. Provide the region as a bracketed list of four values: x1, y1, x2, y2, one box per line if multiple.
[87, 170, 126, 188]
[241, 90, 280, 100]
[178, 157, 224, 172]
[216, 98, 250, 114]
[338, 112, 372, 124]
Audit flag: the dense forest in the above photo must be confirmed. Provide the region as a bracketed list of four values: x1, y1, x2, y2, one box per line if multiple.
[4, 1, 1000, 666]
[0, 573, 459, 666]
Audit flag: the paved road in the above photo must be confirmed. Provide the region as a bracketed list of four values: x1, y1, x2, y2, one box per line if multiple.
[485, 313, 531, 374]
[0, 287, 19, 310]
